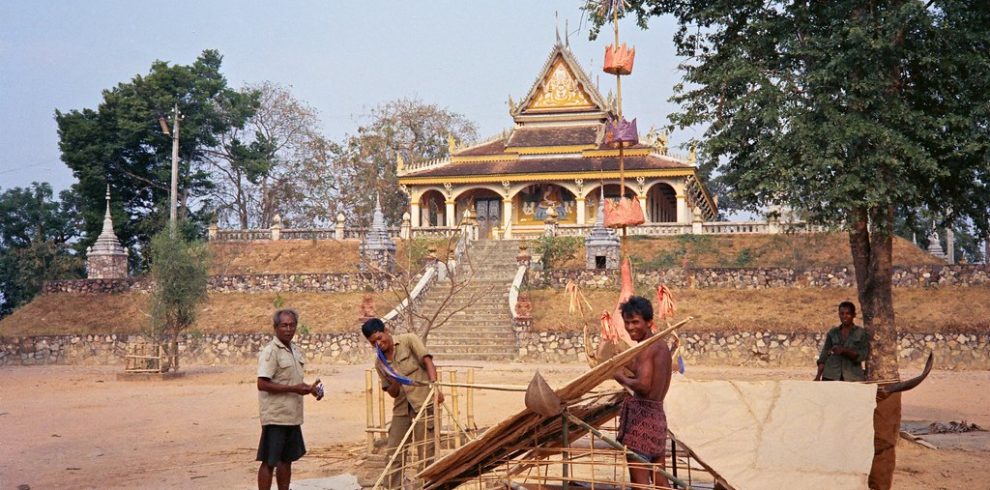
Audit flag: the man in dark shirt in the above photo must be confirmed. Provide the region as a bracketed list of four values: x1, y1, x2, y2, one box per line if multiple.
[815, 301, 870, 381]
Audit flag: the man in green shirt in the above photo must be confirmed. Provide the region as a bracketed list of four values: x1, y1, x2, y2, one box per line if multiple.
[361, 318, 443, 489]
[815, 301, 870, 381]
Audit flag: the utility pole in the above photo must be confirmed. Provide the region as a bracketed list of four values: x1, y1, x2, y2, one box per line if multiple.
[160, 103, 181, 237]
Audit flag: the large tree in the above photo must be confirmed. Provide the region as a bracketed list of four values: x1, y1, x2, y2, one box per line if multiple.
[591, 2, 990, 486]
[336, 98, 478, 226]
[56, 50, 257, 266]
[0, 183, 84, 316]
[206, 82, 342, 228]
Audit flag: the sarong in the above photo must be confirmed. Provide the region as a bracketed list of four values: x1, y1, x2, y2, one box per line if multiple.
[617, 397, 667, 460]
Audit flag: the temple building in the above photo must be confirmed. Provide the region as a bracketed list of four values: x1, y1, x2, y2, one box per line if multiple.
[397, 40, 717, 238]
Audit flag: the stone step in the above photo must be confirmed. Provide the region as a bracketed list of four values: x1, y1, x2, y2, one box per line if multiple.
[427, 338, 517, 347]
[432, 352, 517, 362]
[427, 345, 518, 356]
[420, 326, 513, 334]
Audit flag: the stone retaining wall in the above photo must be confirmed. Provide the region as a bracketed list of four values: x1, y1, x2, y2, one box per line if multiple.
[533, 264, 990, 290]
[512, 329, 988, 370]
[4, 330, 987, 370]
[43, 273, 400, 295]
[0, 333, 369, 367]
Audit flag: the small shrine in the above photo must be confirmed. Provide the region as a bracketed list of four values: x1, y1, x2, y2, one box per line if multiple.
[86, 186, 129, 279]
[397, 38, 717, 239]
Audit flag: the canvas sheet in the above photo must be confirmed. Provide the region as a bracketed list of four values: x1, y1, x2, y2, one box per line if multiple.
[666, 378, 876, 490]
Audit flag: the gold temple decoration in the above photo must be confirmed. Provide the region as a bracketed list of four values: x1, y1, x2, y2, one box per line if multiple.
[527, 58, 595, 112]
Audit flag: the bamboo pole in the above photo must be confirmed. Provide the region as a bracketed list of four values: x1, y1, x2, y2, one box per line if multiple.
[365, 369, 374, 453]
[467, 368, 476, 429]
[561, 411, 570, 489]
[450, 370, 462, 447]
[436, 381, 528, 392]
[373, 385, 436, 489]
[378, 374, 386, 437]
[434, 381, 442, 455]
[564, 412, 692, 490]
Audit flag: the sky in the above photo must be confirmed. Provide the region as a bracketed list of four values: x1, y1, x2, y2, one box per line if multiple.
[0, 1, 693, 193]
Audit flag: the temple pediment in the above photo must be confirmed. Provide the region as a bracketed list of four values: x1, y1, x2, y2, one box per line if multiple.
[514, 43, 610, 122]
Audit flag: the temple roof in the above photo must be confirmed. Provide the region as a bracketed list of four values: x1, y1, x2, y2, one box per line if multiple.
[401, 153, 689, 180]
[505, 124, 600, 148]
[512, 41, 611, 123]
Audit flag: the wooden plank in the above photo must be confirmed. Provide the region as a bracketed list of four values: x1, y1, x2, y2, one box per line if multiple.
[419, 318, 691, 488]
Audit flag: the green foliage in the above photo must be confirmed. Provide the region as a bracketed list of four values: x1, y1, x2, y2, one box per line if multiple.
[733, 248, 755, 268]
[0, 183, 84, 316]
[56, 50, 257, 267]
[148, 232, 210, 369]
[605, 2, 990, 237]
[535, 235, 582, 269]
[272, 293, 285, 309]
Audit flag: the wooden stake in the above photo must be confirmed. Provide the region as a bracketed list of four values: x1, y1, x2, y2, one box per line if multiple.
[450, 370, 462, 447]
[467, 368, 476, 429]
[365, 369, 374, 453]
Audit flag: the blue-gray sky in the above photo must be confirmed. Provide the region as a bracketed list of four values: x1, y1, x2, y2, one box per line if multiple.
[1, 1, 692, 192]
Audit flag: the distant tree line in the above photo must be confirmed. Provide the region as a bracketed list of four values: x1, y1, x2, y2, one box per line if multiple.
[0, 49, 476, 318]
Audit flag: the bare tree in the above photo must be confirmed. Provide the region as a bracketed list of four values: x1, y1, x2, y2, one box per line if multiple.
[206, 82, 341, 228]
[369, 235, 494, 344]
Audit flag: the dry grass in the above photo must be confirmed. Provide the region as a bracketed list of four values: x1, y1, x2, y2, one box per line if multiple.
[554, 233, 941, 269]
[0, 291, 393, 336]
[209, 238, 455, 275]
[527, 286, 990, 334]
[209, 240, 362, 274]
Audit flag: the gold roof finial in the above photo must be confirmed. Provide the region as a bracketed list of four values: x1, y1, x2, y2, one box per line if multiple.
[396, 153, 405, 172]
[447, 133, 457, 154]
[688, 143, 698, 165]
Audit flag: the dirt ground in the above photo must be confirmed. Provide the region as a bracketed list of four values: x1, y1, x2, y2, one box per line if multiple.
[1, 363, 987, 490]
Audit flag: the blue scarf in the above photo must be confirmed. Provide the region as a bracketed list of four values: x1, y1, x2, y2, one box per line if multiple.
[376, 346, 414, 386]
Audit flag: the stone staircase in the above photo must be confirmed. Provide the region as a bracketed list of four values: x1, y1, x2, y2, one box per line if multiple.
[417, 240, 521, 362]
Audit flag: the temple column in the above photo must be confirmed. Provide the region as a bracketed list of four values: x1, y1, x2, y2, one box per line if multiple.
[676, 193, 688, 224]
[410, 202, 421, 228]
[576, 197, 586, 225]
[445, 199, 456, 227]
[503, 198, 513, 238]
[637, 195, 648, 222]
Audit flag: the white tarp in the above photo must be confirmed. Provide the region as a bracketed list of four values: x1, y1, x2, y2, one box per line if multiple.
[666, 378, 877, 490]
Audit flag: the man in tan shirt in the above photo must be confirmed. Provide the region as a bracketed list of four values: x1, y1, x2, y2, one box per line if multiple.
[256, 309, 323, 490]
[361, 318, 443, 489]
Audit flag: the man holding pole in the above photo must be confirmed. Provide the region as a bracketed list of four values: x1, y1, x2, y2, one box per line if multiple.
[612, 296, 672, 488]
[361, 318, 443, 489]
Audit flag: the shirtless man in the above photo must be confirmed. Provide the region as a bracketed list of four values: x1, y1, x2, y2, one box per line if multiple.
[612, 296, 672, 488]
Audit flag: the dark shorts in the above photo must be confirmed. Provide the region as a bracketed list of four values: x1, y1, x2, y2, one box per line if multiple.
[257, 425, 306, 467]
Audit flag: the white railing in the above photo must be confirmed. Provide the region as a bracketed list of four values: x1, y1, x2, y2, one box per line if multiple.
[278, 229, 339, 240]
[210, 226, 400, 241]
[211, 219, 826, 242]
[400, 156, 450, 174]
[508, 265, 527, 319]
[701, 222, 770, 234]
[381, 228, 473, 325]
[214, 229, 271, 241]
[632, 223, 694, 236]
[411, 227, 461, 238]
[382, 266, 436, 324]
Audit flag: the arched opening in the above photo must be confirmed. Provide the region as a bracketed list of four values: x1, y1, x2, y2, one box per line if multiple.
[457, 188, 503, 238]
[515, 183, 578, 225]
[647, 183, 677, 223]
[419, 190, 446, 227]
[586, 184, 638, 223]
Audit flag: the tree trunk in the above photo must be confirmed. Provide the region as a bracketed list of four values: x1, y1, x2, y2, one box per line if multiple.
[849, 205, 901, 490]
